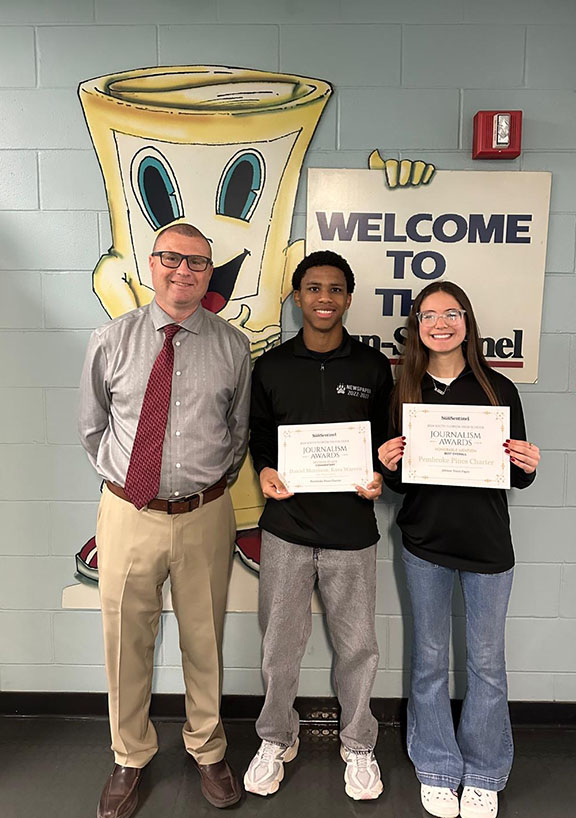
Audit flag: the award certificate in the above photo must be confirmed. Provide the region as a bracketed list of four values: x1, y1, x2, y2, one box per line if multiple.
[402, 404, 510, 489]
[278, 421, 373, 493]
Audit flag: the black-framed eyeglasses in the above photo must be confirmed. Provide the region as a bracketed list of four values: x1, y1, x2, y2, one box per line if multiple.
[151, 251, 213, 272]
[416, 309, 466, 326]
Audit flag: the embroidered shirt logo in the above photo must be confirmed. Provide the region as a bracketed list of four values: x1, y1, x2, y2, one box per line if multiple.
[335, 383, 372, 399]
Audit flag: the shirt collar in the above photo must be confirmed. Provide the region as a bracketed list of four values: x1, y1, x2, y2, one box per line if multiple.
[293, 327, 352, 359]
[150, 299, 206, 335]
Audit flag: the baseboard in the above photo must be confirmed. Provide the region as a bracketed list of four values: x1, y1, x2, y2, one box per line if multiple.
[1, 693, 575, 727]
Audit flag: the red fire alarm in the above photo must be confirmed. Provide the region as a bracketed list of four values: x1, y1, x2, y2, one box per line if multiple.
[472, 110, 522, 159]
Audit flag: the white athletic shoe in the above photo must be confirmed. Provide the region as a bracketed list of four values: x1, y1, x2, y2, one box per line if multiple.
[243, 738, 299, 796]
[420, 784, 460, 818]
[340, 745, 384, 800]
[460, 786, 498, 818]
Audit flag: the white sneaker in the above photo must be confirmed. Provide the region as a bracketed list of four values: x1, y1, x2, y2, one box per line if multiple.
[340, 745, 384, 800]
[460, 786, 498, 818]
[243, 738, 299, 796]
[420, 784, 460, 818]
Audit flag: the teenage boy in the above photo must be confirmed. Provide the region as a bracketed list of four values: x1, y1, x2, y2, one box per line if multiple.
[244, 250, 393, 800]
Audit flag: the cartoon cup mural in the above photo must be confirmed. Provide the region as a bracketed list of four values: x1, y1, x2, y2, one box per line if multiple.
[74, 66, 332, 581]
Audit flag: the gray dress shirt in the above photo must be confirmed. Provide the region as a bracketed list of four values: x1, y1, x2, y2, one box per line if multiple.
[78, 299, 251, 499]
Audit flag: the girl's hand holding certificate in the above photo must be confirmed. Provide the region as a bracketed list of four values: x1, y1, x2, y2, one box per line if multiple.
[505, 439, 540, 474]
[378, 436, 406, 472]
[378, 435, 540, 479]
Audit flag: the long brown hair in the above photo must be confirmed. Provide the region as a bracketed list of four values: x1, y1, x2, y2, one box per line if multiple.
[392, 281, 499, 426]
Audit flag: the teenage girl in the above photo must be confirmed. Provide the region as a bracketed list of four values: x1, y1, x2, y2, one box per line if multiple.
[379, 281, 539, 818]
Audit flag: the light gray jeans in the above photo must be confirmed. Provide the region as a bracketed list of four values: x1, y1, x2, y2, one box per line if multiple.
[256, 531, 379, 750]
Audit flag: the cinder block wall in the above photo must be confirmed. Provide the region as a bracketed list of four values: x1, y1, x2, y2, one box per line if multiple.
[0, 0, 575, 701]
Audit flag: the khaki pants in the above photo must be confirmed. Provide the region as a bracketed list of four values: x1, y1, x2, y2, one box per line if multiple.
[96, 483, 236, 768]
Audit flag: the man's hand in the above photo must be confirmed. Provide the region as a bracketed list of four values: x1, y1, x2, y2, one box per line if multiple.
[355, 472, 383, 500]
[259, 467, 293, 500]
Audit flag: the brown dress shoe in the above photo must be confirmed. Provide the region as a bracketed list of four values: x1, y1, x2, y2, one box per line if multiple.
[191, 757, 242, 808]
[97, 764, 142, 818]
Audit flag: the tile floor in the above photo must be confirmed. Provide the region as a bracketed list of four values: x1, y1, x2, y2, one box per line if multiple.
[0, 717, 575, 818]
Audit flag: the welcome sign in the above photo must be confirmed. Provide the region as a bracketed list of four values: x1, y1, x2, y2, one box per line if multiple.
[307, 169, 551, 383]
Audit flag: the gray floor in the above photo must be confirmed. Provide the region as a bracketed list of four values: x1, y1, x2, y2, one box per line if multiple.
[0, 717, 575, 818]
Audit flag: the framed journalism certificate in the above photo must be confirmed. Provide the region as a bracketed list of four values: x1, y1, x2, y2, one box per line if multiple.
[402, 404, 510, 489]
[278, 421, 373, 493]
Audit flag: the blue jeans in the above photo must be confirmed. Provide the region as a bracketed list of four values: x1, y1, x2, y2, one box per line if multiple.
[402, 547, 514, 792]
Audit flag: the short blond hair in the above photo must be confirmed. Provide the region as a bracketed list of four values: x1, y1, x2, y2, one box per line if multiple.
[153, 223, 211, 255]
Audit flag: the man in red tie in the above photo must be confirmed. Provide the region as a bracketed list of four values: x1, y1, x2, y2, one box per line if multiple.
[79, 223, 250, 818]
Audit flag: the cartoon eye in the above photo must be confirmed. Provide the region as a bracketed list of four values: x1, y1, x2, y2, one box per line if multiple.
[131, 147, 183, 229]
[217, 150, 265, 221]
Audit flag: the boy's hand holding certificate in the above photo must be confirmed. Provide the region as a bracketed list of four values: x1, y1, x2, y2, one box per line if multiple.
[278, 421, 373, 493]
[402, 404, 510, 489]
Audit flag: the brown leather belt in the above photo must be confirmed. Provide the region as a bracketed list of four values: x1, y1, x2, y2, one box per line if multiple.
[105, 476, 227, 514]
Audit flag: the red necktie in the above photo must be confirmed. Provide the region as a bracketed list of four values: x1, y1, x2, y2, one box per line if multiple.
[124, 324, 181, 509]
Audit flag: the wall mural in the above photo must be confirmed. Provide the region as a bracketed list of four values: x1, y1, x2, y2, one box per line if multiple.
[66, 65, 434, 607]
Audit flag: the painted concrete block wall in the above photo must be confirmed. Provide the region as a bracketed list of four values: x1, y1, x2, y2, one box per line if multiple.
[0, 0, 574, 702]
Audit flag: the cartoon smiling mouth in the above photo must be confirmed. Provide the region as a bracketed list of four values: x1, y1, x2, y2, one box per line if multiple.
[202, 248, 250, 313]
